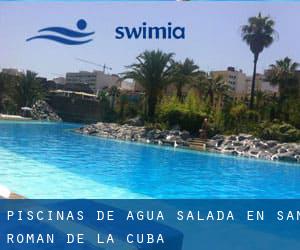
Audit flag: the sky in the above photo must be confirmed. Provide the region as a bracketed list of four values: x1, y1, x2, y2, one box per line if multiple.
[0, 2, 300, 79]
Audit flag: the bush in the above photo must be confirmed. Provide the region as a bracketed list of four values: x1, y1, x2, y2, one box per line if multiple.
[159, 109, 206, 133]
[157, 94, 207, 133]
[258, 122, 300, 142]
[287, 99, 300, 129]
[228, 103, 260, 133]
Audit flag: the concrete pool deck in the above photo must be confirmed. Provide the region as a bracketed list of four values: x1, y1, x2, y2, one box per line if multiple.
[0, 114, 32, 121]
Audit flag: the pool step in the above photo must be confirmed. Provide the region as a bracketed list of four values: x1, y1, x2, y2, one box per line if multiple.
[189, 138, 207, 150]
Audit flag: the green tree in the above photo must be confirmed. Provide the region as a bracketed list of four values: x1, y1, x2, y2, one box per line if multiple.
[0, 73, 7, 112]
[16, 71, 44, 107]
[241, 13, 276, 109]
[267, 57, 299, 100]
[122, 50, 174, 119]
[191, 72, 207, 99]
[172, 58, 200, 101]
[0, 73, 17, 112]
[267, 57, 299, 122]
[205, 74, 228, 109]
[97, 89, 109, 103]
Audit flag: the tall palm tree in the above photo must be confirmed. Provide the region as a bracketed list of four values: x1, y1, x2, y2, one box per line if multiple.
[267, 57, 299, 100]
[241, 13, 276, 109]
[122, 50, 174, 119]
[172, 58, 199, 101]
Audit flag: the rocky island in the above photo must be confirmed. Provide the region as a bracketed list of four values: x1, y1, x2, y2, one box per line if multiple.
[75, 122, 300, 163]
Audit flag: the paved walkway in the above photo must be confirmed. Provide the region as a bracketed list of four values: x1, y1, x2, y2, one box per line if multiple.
[0, 114, 32, 121]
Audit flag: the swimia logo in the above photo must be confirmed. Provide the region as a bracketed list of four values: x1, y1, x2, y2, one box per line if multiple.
[115, 22, 185, 40]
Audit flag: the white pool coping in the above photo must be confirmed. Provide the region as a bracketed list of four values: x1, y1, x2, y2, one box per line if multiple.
[0, 184, 11, 199]
[0, 114, 32, 121]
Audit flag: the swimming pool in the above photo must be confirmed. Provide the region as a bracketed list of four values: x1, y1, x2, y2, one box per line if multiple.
[0, 121, 299, 198]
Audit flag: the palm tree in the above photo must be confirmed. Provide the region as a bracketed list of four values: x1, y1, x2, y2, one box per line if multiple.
[16, 70, 44, 107]
[191, 71, 207, 100]
[0, 73, 19, 113]
[122, 50, 174, 119]
[241, 13, 276, 109]
[205, 74, 229, 109]
[0, 73, 7, 112]
[172, 58, 199, 101]
[267, 57, 299, 100]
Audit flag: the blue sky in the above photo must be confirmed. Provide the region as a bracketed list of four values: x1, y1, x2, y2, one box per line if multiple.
[0, 2, 300, 79]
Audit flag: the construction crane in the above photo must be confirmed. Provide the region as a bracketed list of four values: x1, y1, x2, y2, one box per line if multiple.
[75, 58, 112, 74]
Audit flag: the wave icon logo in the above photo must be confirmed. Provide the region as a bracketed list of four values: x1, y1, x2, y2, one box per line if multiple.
[26, 19, 95, 45]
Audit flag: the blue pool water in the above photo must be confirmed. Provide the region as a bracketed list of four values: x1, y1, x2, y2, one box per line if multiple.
[0, 121, 299, 198]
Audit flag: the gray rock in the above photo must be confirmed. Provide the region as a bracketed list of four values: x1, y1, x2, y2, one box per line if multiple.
[228, 135, 237, 141]
[236, 145, 250, 152]
[169, 130, 181, 136]
[237, 134, 253, 141]
[125, 116, 144, 126]
[31, 100, 62, 121]
[207, 140, 219, 148]
[249, 150, 260, 156]
[278, 148, 288, 154]
[223, 146, 235, 151]
[259, 151, 272, 160]
[212, 134, 225, 140]
[233, 142, 243, 147]
[267, 141, 278, 148]
[277, 152, 297, 162]
[254, 141, 269, 150]
[75, 124, 300, 164]
[179, 131, 190, 140]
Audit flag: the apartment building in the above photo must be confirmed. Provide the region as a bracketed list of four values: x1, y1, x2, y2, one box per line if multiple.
[1, 68, 24, 76]
[212, 67, 278, 99]
[245, 73, 278, 96]
[211, 67, 248, 98]
[65, 70, 120, 92]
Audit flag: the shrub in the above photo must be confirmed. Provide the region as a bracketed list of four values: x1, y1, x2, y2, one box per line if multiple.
[258, 122, 300, 142]
[287, 99, 300, 129]
[157, 95, 207, 133]
[228, 103, 260, 133]
[159, 109, 206, 133]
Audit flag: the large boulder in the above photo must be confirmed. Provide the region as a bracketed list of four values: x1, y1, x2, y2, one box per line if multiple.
[31, 100, 62, 122]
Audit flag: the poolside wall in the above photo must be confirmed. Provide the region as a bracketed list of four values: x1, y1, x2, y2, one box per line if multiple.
[47, 95, 113, 123]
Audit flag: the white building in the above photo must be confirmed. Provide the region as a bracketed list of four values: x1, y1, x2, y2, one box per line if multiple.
[120, 80, 143, 92]
[245, 74, 278, 96]
[53, 77, 66, 85]
[1, 68, 24, 76]
[211, 67, 278, 99]
[65, 70, 120, 92]
[211, 67, 248, 98]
